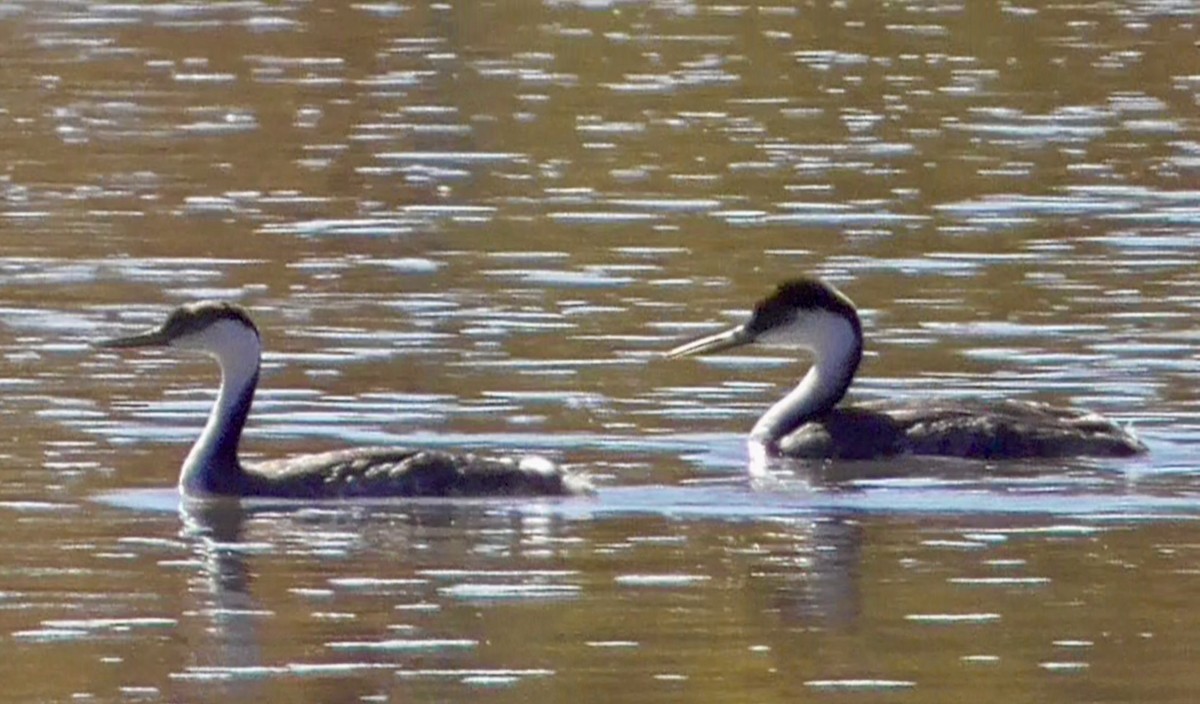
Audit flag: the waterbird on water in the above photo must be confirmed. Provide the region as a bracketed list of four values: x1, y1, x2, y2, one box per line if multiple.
[95, 302, 589, 499]
[666, 277, 1147, 462]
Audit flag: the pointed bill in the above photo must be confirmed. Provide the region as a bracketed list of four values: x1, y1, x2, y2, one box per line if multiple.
[664, 325, 755, 359]
[93, 327, 171, 349]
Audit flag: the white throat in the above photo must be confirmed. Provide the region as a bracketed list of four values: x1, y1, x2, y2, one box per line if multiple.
[749, 310, 861, 449]
[176, 320, 262, 491]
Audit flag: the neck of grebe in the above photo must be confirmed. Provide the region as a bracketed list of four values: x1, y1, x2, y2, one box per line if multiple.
[749, 312, 862, 452]
[180, 330, 261, 495]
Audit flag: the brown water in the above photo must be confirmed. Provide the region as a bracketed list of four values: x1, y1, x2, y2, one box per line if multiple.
[2, 1, 1200, 701]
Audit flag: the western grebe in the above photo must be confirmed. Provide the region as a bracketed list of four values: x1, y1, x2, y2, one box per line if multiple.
[666, 277, 1147, 461]
[95, 302, 589, 498]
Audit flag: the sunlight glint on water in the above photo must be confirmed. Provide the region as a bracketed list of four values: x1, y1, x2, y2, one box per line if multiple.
[0, 0, 1199, 702]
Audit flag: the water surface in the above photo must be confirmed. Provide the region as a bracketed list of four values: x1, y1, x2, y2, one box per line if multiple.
[2, 1, 1200, 701]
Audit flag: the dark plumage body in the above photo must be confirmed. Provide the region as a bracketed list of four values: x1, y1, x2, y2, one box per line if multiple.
[247, 448, 579, 499]
[779, 400, 1145, 460]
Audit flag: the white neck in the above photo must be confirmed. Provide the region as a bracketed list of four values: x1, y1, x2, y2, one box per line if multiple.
[749, 310, 861, 449]
[176, 320, 262, 494]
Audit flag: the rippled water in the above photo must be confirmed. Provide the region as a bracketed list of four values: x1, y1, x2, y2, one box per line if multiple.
[2, 1, 1200, 701]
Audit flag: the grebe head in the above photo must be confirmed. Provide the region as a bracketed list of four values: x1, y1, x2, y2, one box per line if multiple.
[95, 301, 261, 361]
[667, 276, 866, 453]
[96, 301, 264, 495]
[665, 277, 862, 360]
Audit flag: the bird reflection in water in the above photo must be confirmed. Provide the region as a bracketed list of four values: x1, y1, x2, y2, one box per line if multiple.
[750, 514, 864, 632]
[176, 500, 266, 699]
